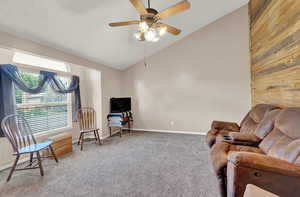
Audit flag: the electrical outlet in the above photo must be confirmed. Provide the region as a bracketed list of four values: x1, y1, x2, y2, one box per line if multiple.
[170, 121, 174, 126]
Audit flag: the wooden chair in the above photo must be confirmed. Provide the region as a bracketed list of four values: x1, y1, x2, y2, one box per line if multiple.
[1, 114, 58, 182]
[108, 115, 123, 137]
[77, 107, 101, 150]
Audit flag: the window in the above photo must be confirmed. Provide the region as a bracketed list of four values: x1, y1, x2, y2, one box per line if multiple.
[13, 51, 68, 72]
[13, 52, 72, 134]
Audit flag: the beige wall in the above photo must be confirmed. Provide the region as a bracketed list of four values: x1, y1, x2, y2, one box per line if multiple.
[0, 33, 123, 169]
[122, 6, 251, 133]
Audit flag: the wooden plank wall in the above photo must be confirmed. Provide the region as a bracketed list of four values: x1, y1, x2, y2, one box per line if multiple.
[250, 0, 300, 107]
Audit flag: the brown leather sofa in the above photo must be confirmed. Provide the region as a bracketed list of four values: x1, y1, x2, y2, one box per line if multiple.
[227, 107, 300, 197]
[210, 108, 280, 197]
[206, 104, 279, 148]
[211, 108, 300, 197]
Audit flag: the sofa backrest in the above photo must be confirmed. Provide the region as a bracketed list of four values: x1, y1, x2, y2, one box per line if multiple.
[240, 104, 279, 134]
[255, 109, 281, 139]
[258, 107, 300, 166]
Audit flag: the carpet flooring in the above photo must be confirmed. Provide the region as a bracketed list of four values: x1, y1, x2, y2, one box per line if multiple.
[0, 131, 219, 197]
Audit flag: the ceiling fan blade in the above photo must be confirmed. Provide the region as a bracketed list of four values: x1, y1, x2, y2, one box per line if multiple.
[129, 0, 148, 15]
[160, 23, 181, 35]
[156, 0, 191, 20]
[109, 20, 140, 27]
[161, 23, 181, 35]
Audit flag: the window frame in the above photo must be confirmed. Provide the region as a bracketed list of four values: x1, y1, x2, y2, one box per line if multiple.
[13, 50, 69, 72]
[12, 54, 73, 136]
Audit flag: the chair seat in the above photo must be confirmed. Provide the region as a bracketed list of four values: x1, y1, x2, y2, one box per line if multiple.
[108, 123, 122, 127]
[16, 141, 53, 154]
[80, 128, 99, 133]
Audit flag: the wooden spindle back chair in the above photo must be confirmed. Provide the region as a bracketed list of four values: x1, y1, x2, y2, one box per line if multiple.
[2, 114, 37, 154]
[1, 114, 58, 182]
[78, 107, 97, 131]
[77, 107, 101, 150]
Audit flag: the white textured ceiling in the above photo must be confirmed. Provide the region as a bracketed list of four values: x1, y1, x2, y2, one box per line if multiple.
[0, 0, 248, 69]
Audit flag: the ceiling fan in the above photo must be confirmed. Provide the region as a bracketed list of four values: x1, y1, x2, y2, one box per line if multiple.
[109, 0, 191, 42]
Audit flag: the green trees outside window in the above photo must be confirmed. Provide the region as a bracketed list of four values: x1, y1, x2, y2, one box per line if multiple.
[15, 72, 70, 133]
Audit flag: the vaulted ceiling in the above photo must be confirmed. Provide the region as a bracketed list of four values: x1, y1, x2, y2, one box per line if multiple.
[0, 0, 249, 69]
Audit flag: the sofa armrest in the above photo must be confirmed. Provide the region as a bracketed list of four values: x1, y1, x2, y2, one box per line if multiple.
[228, 152, 300, 177]
[227, 152, 300, 197]
[222, 133, 261, 147]
[206, 129, 219, 148]
[228, 133, 260, 142]
[211, 120, 240, 131]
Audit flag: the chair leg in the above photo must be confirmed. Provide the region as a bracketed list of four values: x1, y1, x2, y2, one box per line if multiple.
[36, 151, 44, 176]
[7, 155, 20, 182]
[128, 121, 131, 135]
[49, 145, 58, 163]
[96, 130, 102, 145]
[109, 127, 112, 137]
[119, 127, 122, 138]
[29, 152, 33, 166]
[93, 130, 97, 141]
[81, 133, 84, 151]
[77, 133, 83, 145]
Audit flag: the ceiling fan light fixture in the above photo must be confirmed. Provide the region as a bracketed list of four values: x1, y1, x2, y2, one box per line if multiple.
[110, 0, 191, 42]
[158, 26, 167, 36]
[144, 28, 160, 42]
[138, 21, 149, 33]
[134, 31, 145, 41]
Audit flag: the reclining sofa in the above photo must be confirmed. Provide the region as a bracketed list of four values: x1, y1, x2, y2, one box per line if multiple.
[211, 107, 300, 197]
[206, 104, 279, 148]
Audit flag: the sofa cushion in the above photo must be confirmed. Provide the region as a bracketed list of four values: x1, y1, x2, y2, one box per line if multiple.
[239, 117, 257, 134]
[259, 108, 300, 165]
[276, 107, 300, 139]
[255, 109, 281, 139]
[283, 139, 300, 165]
[240, 104, 279, 133]
[249, 104, 278, 123]
[259, 128, 285, 154]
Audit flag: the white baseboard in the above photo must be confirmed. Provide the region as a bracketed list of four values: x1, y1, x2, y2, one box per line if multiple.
[125, 128, 206, 135]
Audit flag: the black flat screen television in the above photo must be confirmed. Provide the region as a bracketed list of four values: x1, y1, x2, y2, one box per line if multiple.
[110, 97, 131, 113]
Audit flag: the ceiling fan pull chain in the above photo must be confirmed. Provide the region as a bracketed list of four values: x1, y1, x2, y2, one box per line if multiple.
[144, 44, 148, 68]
